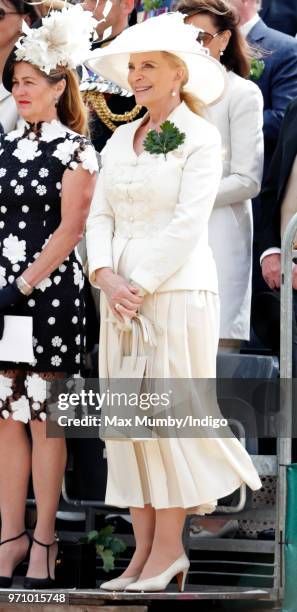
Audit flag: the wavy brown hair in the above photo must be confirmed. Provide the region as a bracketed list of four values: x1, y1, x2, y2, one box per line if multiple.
[46, 67, 89, 136]
[176, 0, 251, 79]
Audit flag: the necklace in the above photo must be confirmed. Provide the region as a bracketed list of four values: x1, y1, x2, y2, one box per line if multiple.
[83, 91, 143, 132]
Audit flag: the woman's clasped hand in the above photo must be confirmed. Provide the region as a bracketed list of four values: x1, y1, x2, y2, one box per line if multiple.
[95, 268, 144, 322]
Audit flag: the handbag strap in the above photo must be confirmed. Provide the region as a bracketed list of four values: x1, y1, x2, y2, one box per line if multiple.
[131, 319, 140, 370]
[117, 319, 140, 371]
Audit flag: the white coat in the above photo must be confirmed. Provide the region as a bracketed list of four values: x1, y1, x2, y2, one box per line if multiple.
[85, 100, 262, 512]
[0, 84, 17, 133]
[86, 101, 223, 295]
[206, 70, 264, 340]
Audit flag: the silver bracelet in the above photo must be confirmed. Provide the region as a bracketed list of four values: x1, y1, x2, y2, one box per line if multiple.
[16, 275, 34, 296]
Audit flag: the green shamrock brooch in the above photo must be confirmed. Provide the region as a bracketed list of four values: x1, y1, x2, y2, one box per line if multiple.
[143, 120, 186, 160]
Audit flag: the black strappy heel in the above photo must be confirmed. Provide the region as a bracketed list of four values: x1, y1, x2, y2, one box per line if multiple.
[23, 536, 59, 590]
[0, 531, 31, 588]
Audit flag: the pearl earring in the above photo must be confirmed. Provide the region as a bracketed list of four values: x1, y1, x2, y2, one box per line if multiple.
[54, 97, 59, 107]
[220, 50, 224, 56]
[171, 90, 177, 97]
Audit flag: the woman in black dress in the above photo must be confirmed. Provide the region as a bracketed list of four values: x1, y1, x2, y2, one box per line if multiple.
[0, 4, 98, 588]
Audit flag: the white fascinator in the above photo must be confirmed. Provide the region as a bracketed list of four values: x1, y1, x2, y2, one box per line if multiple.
[14, 3, 97, 75]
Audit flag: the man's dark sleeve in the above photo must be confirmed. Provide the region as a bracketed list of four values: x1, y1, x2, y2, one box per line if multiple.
[263, 40, 297, 147]
[259, 106, 292, 254]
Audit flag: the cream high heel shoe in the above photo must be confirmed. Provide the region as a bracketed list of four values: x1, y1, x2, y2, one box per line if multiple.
[125, 554, 190, 592]
[100, 574, 140, 591]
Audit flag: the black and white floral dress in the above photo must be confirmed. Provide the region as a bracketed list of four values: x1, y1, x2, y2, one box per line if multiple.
[0, 119, 98, 375]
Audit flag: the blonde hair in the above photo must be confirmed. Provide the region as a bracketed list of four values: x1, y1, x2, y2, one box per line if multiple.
[162, 51, 205, 116]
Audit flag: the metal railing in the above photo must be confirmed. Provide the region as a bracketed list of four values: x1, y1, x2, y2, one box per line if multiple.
[275, 212, 297, 600]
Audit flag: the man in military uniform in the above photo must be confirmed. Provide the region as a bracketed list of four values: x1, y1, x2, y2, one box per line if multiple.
[81, 0, 146, 151]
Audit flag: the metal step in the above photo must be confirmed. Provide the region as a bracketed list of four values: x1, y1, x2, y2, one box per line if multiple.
[189, 537, 275, 552]
[0, 586, 277, 603]
[68, 586, 277, 603]
[197, 506, 276, 521]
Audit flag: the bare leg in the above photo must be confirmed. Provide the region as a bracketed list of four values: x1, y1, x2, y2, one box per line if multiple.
[0, 372, 31, 576]
[121, 505, 155, 578]
[139, 508, 186, 579]
[26, 372, 67, 580]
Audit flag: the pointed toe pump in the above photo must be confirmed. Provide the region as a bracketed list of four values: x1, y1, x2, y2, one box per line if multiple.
[100, 574, 140, 591]
[23, 536, 59, 590]
[125, 554, 190, 593]
[0, 531, 31, 589]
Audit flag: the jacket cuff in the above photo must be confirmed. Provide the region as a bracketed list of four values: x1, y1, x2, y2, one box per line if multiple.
[129, 279, 148, 297]
[130, 270, 157, 294]
[260, 247, 281, 266]
[88, 258, 113, 288]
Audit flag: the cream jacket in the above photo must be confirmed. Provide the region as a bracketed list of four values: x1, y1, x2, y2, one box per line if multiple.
[206, 71, 264, 339]
[86, 102, 222, 295]
[0, 84, 17, 133]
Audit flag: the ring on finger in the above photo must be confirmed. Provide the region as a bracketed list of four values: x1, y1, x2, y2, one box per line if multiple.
[115, 303, 121, 311]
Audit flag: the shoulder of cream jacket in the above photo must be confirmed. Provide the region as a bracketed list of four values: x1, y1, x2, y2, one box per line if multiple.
[86, 101, 223, 294]
[0, 84, 18, 133]
[207, 70, 264, 208]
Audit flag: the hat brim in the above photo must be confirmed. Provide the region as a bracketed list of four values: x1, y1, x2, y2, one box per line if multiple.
[85, 48, 226, 106]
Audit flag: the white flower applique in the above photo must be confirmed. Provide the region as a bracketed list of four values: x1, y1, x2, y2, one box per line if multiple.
[51, 355, 62, 367]
[73, 262, 84, 290]
[5, 127, 24, 142]
[3, 234, 26, 264]
[35, 276, 52, 292]
[0, 375, 13, 401]
[53, 140, 79, 166]
[40, 120, 67, 143]
[12, 138, 42, 164]
[78, 144, 99, 174]
[11, 396, 31, 423]
[39, 168, 49, 178]
[15, 185, 24, 196]
[18, 168, 28, 178]
[25, 374, 47, 403]
[36, 185, 47, 196]
[14, 4, 97, 76]
[0, 266, 7, 289]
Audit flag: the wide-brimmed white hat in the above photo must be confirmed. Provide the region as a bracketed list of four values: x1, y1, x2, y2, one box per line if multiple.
[85, 12, 226, 106]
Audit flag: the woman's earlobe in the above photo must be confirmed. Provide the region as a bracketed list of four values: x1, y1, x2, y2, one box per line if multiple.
[57, 80, 67, 97]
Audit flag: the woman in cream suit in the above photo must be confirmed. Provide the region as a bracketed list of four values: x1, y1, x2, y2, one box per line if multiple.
[178, 0, 264, 344]
[86, 13, 261, 593]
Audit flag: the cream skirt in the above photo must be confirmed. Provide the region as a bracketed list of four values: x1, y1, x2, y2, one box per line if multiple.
[99, 290, 262, 515]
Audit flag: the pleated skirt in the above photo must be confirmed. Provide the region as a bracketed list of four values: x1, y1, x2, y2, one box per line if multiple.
[99, 289, 262, 515]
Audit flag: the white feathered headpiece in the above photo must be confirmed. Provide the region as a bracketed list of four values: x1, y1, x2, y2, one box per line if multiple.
[15, 4, 98, 74]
